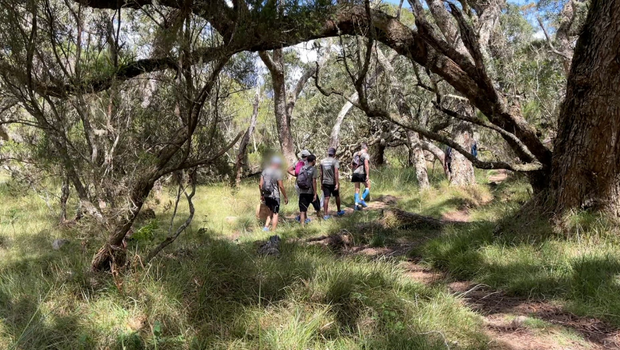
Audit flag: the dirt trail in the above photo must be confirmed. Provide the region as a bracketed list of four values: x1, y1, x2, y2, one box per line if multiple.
[251, 171, 620, 349]
[399, 263, 620, 350]
[297, 173, 620, 349]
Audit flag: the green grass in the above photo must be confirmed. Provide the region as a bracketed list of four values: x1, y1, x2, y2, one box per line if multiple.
[0, 168, 489, 349]
[1, 166, 619, 349]
[415, 175, 620, 327]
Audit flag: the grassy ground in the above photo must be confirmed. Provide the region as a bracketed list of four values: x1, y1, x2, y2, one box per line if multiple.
[0, 166, 618, 349]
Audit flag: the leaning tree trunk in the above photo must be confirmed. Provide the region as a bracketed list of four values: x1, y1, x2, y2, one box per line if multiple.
[259, 50, 296, 166]
[234, 89, 260, 186]
[91, 178, 155, 271]
[551, 0, 620, 216]
[329, 92, 357, 149]
[449, 120, 476, 186]
[408, 131, 430, 189]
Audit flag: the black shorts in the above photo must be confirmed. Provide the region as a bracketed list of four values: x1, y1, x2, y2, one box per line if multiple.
[299, 194, 320, 212]
[322, 184, 339, 197]
[351, 173, 366, 183]
[264, 197, 280, 214]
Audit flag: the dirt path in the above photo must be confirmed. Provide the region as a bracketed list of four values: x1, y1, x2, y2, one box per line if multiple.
[399, 262, 620, 350]
[254, 173, 620, 349]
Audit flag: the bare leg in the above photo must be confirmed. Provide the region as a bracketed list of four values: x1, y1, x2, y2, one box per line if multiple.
[324, 196, 331, 216]
[300, 211, 307, 227]
[264, 215, 272, 229]
[336, 195, 341, 212]
[354, 182, 361, 208]
[271, 213, 279, 231]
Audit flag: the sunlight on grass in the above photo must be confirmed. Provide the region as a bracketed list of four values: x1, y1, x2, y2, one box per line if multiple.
[2, 167, 620, 348]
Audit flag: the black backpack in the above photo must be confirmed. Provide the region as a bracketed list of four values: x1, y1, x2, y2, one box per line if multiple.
[351, 152, 361, 169]
[261, 172, 276, 196]
[296, 165, 313, 190]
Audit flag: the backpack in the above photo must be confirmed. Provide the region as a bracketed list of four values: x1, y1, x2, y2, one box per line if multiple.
[471, 142, 478, 158]
[296, 165, 313, 190]
[351, 152, 362, 169]
[261, 172, 276, 196]
[294, 160, 305, 176]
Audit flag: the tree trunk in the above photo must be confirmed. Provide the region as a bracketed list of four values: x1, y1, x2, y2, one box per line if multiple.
[551, 0, 620, 216]
[91, 178, 155, 271]
[234, 89, 260, 187]
[449, 120, 475, 186]
[259, 50, 296, 166]
[408, 131, 430, 189]
[329, 92, 357, 149]
[60, 176, 70, 222]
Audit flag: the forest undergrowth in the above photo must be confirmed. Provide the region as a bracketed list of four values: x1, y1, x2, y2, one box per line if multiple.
[0, 167, 619, 349]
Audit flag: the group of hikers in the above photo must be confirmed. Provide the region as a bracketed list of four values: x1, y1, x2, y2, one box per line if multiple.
[259, 144, 371, 232]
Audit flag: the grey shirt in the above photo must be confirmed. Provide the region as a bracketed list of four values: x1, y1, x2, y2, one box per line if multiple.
[298, 165, 319, 195]
[261, 167, 283, 199]
[320, 157, 339, 185]
[353, 152, 370, 175]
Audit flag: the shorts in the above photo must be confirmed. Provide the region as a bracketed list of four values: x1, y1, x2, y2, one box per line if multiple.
[351, 173, 367, 183]
[264, 197, 280, 214]
[322, 184, 339, 197]
[299, 194, 320, 212]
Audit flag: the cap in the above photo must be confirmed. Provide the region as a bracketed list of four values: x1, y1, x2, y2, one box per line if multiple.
[270, 156, 283, 165]
[299, 150, 311, 158]
[327, 147, 337, 156]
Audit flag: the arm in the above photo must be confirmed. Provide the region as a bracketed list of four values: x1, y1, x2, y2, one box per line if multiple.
[335, 167, 340, 190]
[312, 176, 317, 201]
[259, 176, 264, 200]
[278, 180, 288, 204]
[287, 164, 296, 177]
[364, 158, 370, 180]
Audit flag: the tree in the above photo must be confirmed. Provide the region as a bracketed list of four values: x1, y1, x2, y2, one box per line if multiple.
[8, 0, 618, 233]
[551, 0, 620, 215]
[0, 0, 242, 271]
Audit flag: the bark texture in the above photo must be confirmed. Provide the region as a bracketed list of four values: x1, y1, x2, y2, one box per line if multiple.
[259, 50, 296, 166]
[551, 0, 620, 216]
[408, 131, 430, 189]
[234, 89, 260, 186]
[329, 92, 357, 149]
[449, 120, 475, 186]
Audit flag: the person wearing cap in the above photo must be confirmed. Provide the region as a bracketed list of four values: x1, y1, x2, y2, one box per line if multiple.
[320, 147, 345, 219]
[259, 156, 288, 232]
[288, 149, 311, 177]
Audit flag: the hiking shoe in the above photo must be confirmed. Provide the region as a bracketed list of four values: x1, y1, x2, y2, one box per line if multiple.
[354, 204, 361, 211]
[323, 215, 332, 220]
[304, 218, 311, 224]
[295, 215, 301, 223]
[336, 210, 346, 217]
[262, 227, 270, 232]
[360, 200, 368, 208]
